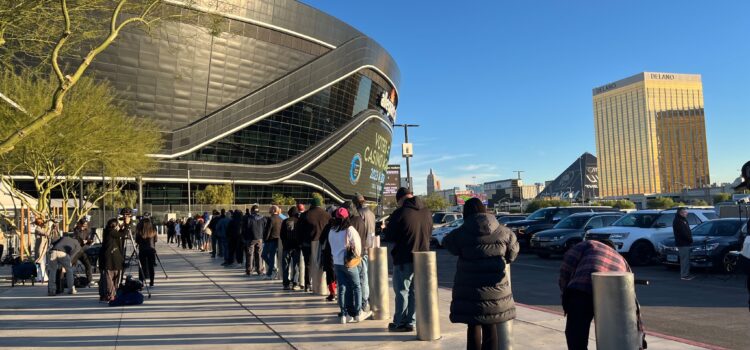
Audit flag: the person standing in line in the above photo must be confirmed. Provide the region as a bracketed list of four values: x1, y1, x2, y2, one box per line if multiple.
[354, 194, 376, 311]
[166, 219, 176, 244]
[442, 198, 518, 350]
[99, 218, 124, 302]
[244, 205, 266, 274]
[673, 207, 695, 280]
[208, 210, 222, 258]
[216, 210, 231, 262]
[297, 197, 331, 292]
[262, 206, 283, 280]
[384, 187, 433, 332]
[136, 217, 158, 287]
[327, 207, 372, 324]
[223, 210, 243, 268]
[47, 234, 82, 296]
[175, 218, 182, 247]
[341, 201, 367, 306]
[281, 206, 302, 290]
[559, 239, 631, 350]
[180, 218, 191, 250]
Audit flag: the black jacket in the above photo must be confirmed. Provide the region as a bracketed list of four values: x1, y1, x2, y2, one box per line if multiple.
[228, 214, 243, 239]
[99, 227, 124, 271]
[673, 215, 693, 247]
[281, 216, 300, 249]
[384, 197, 433, 265]
[265, 215, 283, 242]
[443, 213, 519, 324]
[298, 206, 331, 243]
[244, 213, 266, 241]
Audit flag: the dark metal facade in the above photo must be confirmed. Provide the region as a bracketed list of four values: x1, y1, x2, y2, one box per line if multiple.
[87, 0, 400, 204]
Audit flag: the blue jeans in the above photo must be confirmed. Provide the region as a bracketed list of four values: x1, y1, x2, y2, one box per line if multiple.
[358, 255, 369, 309]
[262, 240, 279, 277]
[392, 263, 416, 327]
[335, 264, 362, 317]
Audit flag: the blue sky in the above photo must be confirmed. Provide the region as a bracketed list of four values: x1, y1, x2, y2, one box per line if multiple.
[304, 0, 748, 194]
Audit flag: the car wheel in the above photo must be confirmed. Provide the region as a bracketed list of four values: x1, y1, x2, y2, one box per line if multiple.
[720, 251, 736, 274]
[537, 252, 551, 259]
[628, 241, 655, 266]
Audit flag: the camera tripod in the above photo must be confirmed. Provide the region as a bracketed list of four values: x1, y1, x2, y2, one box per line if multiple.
[124, 240, 168, 279]
[121, 231, 151, 299]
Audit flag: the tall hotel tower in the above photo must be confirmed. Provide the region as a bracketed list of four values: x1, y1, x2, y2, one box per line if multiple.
[593, 72, 709, 197]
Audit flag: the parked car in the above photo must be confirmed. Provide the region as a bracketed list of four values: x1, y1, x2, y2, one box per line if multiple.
[530, 212, 623, 258]
[505, 206, 617, 250]
[432, 212, 463, 229]
[658, 218, 747, 272]
[497, 215, 527, 225]
[431, 218, 464, 248]
[585, 208, 718, 266]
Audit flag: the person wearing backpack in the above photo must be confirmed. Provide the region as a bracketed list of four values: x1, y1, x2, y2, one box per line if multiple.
[244, 205, 266, 275]
[442, 198, 518, 350]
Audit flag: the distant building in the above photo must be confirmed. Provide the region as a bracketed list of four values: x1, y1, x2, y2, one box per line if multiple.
[427, 169, 441, 195]
[537, 153, 598, 201]
[484, 179, 540, 205]
[593, 72, 710, 197]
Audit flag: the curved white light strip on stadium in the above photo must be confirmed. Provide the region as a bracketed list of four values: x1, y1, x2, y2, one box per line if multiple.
[164, 0, 336, 49]
[150, 65, 398, 159]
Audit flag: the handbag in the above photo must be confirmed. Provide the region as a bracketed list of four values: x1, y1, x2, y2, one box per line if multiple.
[344, 229, 362, 268]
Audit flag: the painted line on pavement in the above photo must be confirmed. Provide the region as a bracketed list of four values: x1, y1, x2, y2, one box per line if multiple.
[168, 244, 298, 350]
[514, 302, 726, 350]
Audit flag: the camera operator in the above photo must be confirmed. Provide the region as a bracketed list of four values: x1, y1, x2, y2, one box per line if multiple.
[119, 208, 136, 258]
[71, 218, 95, 287]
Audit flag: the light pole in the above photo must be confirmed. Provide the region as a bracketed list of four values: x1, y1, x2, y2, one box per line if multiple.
[393, 124, 419, 192]
[187, 169, 191, 216]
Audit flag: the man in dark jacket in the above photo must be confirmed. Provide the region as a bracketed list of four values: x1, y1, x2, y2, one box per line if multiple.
[262, 205, 283, 280]
[384, 187, 433, 332]
[281, 206, 301, 290]
[244, 205, 266, 275]
[673, 207, 694, 280]
[208, 210, 222, 258]
[47, 235, 82, 296]
[296, 197, 331, 292]
[222, 210, 242, 268]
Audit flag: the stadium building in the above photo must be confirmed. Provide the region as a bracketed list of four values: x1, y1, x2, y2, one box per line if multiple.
[82, 0, 400, 205]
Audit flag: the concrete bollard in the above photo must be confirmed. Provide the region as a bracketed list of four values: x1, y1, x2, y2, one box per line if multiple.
[592, 272, 640, 350]
[414, 251, 440, 341]
[311, 240, 327, 295]
[498, 264, 513, 350]
[368, 247, 389, 320]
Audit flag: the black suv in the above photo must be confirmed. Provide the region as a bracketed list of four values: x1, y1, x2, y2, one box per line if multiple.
[530, 212, 623, 258]
[505, 206, 618, 250]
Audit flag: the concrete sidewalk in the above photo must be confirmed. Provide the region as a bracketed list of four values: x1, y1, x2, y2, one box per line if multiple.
[0, 241, 711, 349]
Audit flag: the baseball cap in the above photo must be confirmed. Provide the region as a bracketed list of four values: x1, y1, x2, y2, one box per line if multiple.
[335, 207, 349, 219]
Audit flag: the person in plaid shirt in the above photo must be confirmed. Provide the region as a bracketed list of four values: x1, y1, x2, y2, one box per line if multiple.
[559, 239, 629, 350]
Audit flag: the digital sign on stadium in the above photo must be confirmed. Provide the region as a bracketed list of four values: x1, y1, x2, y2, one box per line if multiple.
[310, 119, 392, 201]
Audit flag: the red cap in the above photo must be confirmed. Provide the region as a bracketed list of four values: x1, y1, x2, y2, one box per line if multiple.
[335, 208, 349, 219]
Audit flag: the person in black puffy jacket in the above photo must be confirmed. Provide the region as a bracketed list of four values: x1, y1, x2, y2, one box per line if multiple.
[442, 198, 519, 350]
[672, 208, 694, 280]
[281, 206, 301, 290]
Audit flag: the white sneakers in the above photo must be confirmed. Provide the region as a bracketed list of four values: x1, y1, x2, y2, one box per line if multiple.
[340, 316, 347, 324]
[358, 310, 372, 322]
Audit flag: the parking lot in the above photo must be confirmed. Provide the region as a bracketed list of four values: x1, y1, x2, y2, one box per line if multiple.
[432, 247, 749, 349]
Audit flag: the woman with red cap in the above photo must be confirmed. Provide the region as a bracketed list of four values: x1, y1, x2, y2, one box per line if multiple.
[327, 207, 371, 324]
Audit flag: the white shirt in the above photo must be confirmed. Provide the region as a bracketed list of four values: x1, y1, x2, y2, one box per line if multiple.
[328, 226, 361, 266]
[741, 235, 750, 259]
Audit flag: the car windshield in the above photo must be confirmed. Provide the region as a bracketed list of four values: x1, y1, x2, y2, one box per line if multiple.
[448, 219, 464, 228]
[612, 213, 659, 228]
[432, 213, 446, 224]
[527, 208, 554, 221]
[692, 220, 742, 237]
[554, 216, 591, 229]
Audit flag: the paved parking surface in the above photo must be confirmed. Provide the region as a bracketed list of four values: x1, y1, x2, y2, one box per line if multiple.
[432, 247, 749, 350]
